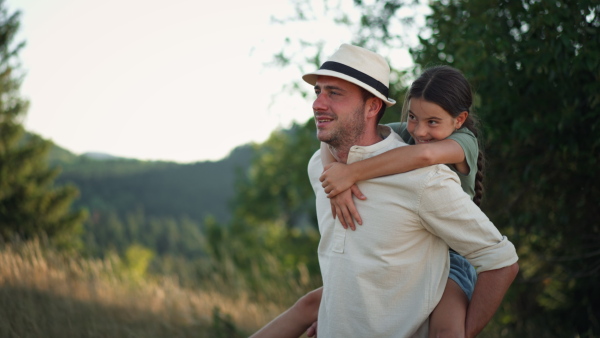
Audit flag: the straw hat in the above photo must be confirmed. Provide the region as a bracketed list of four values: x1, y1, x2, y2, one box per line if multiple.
[302, 44, 396, 107]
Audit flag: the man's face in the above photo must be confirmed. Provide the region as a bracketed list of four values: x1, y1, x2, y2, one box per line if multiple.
[312, 76, 367, 148]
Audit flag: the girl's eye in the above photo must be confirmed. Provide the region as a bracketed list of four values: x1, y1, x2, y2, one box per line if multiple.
[429, 120, 438, 125]
[408, 114, 415, 120]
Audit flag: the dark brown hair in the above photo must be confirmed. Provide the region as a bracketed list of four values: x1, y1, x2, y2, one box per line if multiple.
[402, 65, 485, 206]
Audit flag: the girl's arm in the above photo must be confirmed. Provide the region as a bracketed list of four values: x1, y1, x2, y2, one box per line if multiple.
[320, 139, 466, 230]
[320, 138, 466, 197]
[320, 142, 366, 230]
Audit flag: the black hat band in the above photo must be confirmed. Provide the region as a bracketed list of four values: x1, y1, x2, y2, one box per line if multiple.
[319, 61, 389, 99]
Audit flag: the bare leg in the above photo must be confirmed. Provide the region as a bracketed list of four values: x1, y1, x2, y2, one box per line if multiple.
[250, 287, 322, 338]
[429, 279, 468, 338]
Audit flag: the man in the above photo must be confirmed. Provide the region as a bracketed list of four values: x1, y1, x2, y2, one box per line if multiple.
[305, 44, 519, 337]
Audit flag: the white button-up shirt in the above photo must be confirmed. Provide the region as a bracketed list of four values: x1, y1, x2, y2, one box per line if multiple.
[308, 127, 518, 337]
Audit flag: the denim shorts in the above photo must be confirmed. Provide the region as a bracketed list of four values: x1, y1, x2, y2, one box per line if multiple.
[448, 250, 477, 300]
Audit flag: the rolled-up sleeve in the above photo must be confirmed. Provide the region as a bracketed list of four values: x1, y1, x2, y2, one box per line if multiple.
[417, 165, 518, 273]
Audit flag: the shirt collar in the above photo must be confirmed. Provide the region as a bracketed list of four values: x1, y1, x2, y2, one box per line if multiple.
[347, 125, 404, 164]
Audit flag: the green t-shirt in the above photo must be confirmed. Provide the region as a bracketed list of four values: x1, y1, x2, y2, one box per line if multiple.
[387, 122, 479, 199]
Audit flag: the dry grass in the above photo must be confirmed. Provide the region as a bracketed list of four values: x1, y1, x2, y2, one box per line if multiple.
[0, 239, 289, 337]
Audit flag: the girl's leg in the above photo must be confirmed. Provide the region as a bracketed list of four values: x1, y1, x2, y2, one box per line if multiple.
[250, 287, 322, 338]
[429, 279, 469, 338]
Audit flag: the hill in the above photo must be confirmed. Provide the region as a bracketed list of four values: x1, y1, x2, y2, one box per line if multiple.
[49, 141, 255, 224]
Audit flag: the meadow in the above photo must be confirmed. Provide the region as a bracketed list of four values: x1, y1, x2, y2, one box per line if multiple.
[0, 239, 308, 338]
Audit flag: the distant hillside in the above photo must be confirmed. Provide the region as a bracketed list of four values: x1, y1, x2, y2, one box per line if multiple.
[49, 142, 255, 224]
[80, 152, 123, 160]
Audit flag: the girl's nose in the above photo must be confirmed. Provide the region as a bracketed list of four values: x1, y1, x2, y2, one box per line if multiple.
[413, 123, 427, 137]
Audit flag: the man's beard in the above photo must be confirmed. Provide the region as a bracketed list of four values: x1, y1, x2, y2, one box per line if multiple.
[320, 105, 366, 150]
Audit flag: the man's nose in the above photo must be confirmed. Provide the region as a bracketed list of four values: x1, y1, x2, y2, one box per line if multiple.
[313, 93, 327, 112]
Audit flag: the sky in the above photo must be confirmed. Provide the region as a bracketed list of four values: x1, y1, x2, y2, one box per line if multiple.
[10, 0, 420, 163]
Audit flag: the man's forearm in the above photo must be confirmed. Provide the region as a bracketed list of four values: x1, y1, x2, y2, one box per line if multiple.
[465, 262, 519, 338]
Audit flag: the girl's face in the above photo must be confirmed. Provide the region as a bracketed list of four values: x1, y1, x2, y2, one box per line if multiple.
[407, 98, 467, 144]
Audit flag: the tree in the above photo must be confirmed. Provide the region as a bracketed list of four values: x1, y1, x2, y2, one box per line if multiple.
[0, 1, 86, 248]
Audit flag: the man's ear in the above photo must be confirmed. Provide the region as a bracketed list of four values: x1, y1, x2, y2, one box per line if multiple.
[366, 97, 383, 119]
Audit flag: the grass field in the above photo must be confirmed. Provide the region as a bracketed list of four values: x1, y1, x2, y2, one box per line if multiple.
[0, 239, 293, 337]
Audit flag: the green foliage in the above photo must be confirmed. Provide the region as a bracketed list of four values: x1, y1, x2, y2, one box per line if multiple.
[200, 216, 321, 305]
[0, 2, 86, 249]
[120, 244, 155, 282]
[83, 209, 207, 260]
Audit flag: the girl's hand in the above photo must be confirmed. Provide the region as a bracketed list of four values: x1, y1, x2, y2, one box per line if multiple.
[320, 162, 357, 198]
[330, 185, 366, 230]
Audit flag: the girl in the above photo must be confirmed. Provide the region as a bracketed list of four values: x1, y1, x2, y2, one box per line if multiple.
[252, 65, 489, 338]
